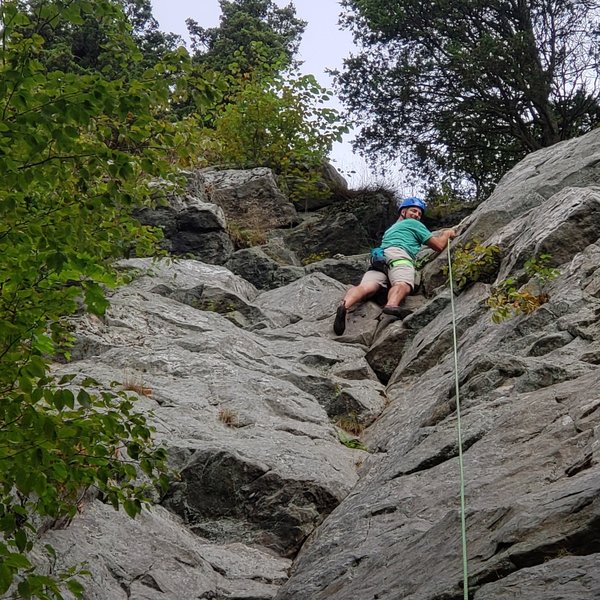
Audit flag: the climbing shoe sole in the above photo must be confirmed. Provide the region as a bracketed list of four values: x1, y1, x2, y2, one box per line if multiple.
[382, 305, 413, 319]
[333, 304, 347, 335]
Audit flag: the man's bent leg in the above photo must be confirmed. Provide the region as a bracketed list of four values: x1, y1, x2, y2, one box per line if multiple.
[334, 279, 384, 335]
[343, 281, 382, 309]
[382, 282, 413, 318]
[385, 282, 411, 307]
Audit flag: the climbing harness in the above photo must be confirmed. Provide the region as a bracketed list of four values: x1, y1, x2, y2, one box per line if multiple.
[387, 257, 413, 268]
[446, 241, 470, 600]
[369, 247, 387, 272]
[369, 249, 413, 273]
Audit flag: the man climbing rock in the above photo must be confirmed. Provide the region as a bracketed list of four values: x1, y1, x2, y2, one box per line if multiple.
[333, 197, 457, 335]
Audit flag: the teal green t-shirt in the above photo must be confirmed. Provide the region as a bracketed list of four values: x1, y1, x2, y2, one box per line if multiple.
[381, 218, 432, 259]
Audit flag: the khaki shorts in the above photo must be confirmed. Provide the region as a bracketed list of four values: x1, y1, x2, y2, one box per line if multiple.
[361, 247, 415, 289]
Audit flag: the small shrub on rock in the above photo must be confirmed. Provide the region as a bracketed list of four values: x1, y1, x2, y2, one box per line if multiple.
[443, 239, 502, 290]
[487, 254, 560, 322]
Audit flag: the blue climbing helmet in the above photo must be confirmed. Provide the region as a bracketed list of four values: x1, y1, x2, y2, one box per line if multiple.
[397, 196, 427, 215]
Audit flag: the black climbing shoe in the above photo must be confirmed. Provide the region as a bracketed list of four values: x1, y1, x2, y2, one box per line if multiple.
[333, 303, 347, 335]
[382, 305, 413, 319]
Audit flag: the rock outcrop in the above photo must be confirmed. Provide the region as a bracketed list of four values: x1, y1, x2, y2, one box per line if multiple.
[275, 128, 600, 600]
[40, 127, 600, 600]
[136, 164, 396, 278]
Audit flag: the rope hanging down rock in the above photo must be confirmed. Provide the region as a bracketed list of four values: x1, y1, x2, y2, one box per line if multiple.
[446, 241, 469, 600]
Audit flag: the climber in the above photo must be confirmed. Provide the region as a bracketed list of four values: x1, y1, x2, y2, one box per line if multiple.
[333, 196, 457, 335]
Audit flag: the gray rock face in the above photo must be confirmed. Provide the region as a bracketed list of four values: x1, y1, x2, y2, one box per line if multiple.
[273, 190, 396, 262]
[294, 161, 349, 211]
[41, 503, 290, 600]
[46, 258, 368, 598]
[273, 132, 600, 600]
[202, 167, 299, 230]
[304, 254, 369, 286]
[226, 246, 305, 290]
[43, 129, 600, 600]
[464, 126, 600, 242]
[135, 195, 234, 264]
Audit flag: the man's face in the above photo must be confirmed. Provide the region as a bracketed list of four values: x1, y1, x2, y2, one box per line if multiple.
[402, 207, 423, 220]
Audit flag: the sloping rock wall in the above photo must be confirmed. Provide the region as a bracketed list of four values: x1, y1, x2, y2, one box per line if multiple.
[41, 259, 379, 599]
[39, 128, 600, 600]
[274, 129, 600, 600]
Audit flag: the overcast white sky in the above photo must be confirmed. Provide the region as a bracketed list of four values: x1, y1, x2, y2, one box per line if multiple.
[150, 0, 393, 188]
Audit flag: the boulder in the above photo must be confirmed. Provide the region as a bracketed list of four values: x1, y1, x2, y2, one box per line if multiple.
[226, 246, 305, 290]
[461, 126, 600, 243]
[274, 190, 396, 262]
[134, 194, 234, 264]
[201, 167, 299, 230]
[294, 161, 350, 212]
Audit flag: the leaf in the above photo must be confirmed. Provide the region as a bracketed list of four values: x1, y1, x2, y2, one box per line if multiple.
[66, 578, 85, 596]
[0, 563, 12, 595]
[77, 389, 92, 408]
[123, 499, 141, 518]
[4, 553, 31, 569]
[14, 529, 28, 553]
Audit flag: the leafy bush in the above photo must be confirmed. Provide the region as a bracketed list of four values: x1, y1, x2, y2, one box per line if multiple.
[443, 239, 502, 290]
[487, 254, 560, 322]
[524, 254, 561, 286]
[205, 44, 350, 203]
[0, 0, 202, 595]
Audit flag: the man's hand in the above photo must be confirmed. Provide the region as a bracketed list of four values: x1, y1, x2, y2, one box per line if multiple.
[426, 228, 457, 252]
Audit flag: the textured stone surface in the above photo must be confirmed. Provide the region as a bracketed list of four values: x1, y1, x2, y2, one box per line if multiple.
[40, 503, 290, 600]
[462, 126, 600, 242]
[274, 191, 397, 262]
[226, 246, 305, 290]
[134, 195, 234, 264]
[275, 133, 600, 600]
[202, 167, 299, 230]
[47, 258, 372, 596]
[42, 130, 600, 600]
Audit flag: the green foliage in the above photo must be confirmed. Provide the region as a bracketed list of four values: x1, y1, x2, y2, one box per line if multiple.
[302, 252, 330, 265]
[524, 254, 561, 287]
[336, 429, 368, 451]
[0, 0, 201, 595]
[444, 240, 502, 290]
[487, 254, 560, 322]
[205, 46, 350, 202]
[187, 0, 306, 74]
[17, 0, 182, 77]
[337, 0, 600, 199]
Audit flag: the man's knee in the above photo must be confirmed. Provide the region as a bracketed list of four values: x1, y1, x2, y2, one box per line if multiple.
[390, 281, 412, 292]
[360, 282, 384, 295]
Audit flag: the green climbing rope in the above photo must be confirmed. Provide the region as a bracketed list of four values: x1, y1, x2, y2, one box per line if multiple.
[446, 241, 469, 600]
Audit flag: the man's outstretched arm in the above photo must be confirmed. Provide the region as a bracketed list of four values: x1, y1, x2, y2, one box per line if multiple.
[426, 229, 457, 253]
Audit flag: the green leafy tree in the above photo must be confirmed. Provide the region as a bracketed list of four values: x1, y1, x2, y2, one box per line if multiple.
[0, 0, 201, 596]
[337, 0, 600, 199]
[205, 46, 350, 202]
[187, 0, 306, 74]
[15, 0, 182, 76]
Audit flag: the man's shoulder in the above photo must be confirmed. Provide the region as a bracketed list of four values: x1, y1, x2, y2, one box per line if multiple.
[403, 219, 431, 234]
[385, 218, 431, 236]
